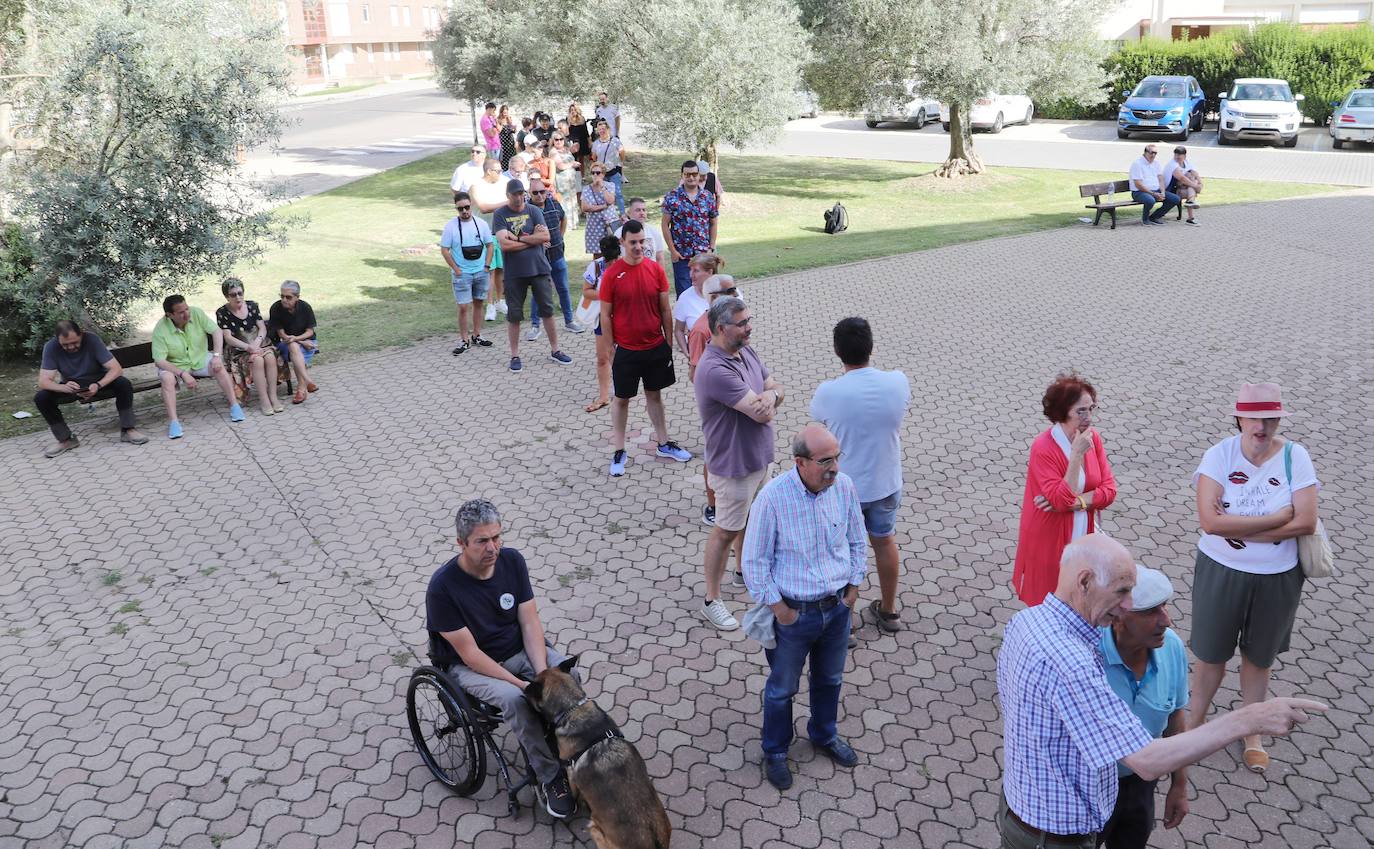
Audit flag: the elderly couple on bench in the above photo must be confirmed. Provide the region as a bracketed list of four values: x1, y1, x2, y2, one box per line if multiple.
[34, 280, 319, 457]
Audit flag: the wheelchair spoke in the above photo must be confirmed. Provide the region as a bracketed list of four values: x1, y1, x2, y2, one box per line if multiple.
[406, 670, 485, 795]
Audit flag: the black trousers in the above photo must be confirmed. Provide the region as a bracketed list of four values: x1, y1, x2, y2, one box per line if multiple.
[1097, 773, 1156, 849]
[34, 376, 137, 442]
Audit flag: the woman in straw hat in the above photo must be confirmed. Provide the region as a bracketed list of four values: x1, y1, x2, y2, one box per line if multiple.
[1185, 382, 1321, 774]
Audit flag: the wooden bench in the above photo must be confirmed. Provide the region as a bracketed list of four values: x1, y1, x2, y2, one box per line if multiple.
[107, 335, 291, 397]
[1079, 179, 1183, 230]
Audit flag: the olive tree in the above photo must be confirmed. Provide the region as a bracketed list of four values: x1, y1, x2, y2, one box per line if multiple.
[809, 0, 1111, 177]
[0, 0, 289, 356]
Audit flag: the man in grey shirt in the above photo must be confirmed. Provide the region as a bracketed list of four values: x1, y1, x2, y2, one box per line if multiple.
[810, 317, 911, 634]
[34, 319, 148, 457]
[491, 180, 572, 372]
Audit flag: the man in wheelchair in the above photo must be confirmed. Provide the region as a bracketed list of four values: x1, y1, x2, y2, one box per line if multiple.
[425, 499, 577, 819]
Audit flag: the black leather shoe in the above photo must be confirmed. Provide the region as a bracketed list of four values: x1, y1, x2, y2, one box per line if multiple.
[814, 737, 859, 768]
[764, 756, 792, 790]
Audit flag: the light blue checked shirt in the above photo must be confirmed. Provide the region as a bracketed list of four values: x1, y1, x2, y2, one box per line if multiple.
[743, 468, 868, 606]
[997, 594, 1153, 834]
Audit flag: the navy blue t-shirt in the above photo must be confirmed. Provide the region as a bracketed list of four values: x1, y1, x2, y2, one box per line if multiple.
[426, 549, 534, 667]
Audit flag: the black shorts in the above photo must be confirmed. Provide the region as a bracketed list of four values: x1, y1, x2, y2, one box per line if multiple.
[504, 274, 555, 324]
[612, 342, 674, 398]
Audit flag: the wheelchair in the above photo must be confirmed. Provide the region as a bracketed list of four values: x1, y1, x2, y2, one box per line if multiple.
[405, 665, 537, 816]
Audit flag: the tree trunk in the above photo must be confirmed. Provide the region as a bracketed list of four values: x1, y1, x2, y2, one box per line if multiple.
[934, 101, 984, 178]
[695, 141, 717, 176]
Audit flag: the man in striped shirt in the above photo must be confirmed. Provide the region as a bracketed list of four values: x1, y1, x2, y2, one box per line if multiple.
[743, 423, 868, 791]
[997, 534, 1327, 848]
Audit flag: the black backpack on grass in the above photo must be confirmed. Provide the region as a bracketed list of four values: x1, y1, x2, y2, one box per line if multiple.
[823, 202, 848, 234]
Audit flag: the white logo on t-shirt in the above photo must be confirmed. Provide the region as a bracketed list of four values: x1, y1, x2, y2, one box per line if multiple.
[499, 592, 515, 610]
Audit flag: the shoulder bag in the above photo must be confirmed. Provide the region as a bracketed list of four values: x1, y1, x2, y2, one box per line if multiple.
[1284, 442, 1333, 578]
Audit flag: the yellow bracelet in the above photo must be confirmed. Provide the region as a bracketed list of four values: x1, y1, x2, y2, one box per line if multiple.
[1076, 495, 1088, 511]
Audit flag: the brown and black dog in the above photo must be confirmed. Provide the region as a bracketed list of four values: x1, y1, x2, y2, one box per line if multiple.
[524, 657, 671, 849]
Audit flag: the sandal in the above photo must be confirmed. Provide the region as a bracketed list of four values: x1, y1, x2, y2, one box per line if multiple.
[584, 399, 609, 413]
[1243, 745, 1269, 774]
[292, 388, 307, 404]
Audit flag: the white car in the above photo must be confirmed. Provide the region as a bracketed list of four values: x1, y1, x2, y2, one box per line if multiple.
[1217, 78, 1304, 147]
[1330, 88, 1374, 150]
[939, 94, 1034, 134]
[864, 83, 940, 129]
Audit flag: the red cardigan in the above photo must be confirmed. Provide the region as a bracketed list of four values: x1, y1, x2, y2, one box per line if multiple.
[1012, 427, 1118, 606]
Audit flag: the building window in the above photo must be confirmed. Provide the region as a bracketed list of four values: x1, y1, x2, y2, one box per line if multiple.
[302, 0, 327, 39]
[402, 5, 411, 26]
[362, 4, 370, 22]
[390, 4, 398, 25]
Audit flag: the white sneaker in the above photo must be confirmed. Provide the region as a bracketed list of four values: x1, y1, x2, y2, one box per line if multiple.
[524, 323, 542, 341]
[495, 299, 508, 315]
[484, 304, 497, 322]
[702, 599, 739, 631]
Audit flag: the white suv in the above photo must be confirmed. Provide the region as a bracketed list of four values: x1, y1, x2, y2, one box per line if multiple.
[1217, 78, 1304, 147]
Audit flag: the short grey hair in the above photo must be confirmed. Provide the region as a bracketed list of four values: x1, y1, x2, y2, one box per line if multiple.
[791, 432, 811, 458]
[280, 279, 301, 296]
[455, 499, 501, 541]
[1060, 537, 1113, 585]
[707, 296, 745, 334]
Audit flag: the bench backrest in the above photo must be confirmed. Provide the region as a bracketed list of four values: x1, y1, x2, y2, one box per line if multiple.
[1079, 179, 1131, 198]
[111, 333, 216, 369]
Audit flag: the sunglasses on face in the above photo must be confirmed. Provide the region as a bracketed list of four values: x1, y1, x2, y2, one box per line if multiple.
[455, 204, 471, 211]
[530, 190, 548, 196]
[227, 290, 244, 297]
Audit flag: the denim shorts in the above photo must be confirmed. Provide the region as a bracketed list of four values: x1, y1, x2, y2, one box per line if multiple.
[860, 490, 901, 538]
[452, 269, 490, 305]
[276, 341, 318, 365]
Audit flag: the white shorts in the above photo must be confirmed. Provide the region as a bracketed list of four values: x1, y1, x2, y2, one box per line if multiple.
[157, 352, 214, 384]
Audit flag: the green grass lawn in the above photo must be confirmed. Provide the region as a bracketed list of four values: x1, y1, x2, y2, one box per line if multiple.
[0, 149, 1340, 440]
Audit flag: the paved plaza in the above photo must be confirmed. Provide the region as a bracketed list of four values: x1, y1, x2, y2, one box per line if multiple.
[2, 193, 1372, 849]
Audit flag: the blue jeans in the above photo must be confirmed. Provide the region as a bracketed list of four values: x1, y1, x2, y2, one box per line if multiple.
[529, 256, 574, 324]
[671, 259, 693, 297]
[1131, 190, 1179, 223]
[606, 171, 625, 216]
[761, 597, 852, 758]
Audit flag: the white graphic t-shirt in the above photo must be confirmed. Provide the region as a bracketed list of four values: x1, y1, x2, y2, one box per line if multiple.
[1193, 435, 1319, 574]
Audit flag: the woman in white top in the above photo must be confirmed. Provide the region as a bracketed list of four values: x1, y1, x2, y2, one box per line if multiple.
[671, 252, 721, 355]
[1187, 382, 1320, 775]
[469, 158, 511, 319]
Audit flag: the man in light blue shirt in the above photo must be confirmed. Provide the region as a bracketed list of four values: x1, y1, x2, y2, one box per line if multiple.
[743, 424, 868, 791]
[1097, 565, 1190, 848]
[810, 317, 911, 634]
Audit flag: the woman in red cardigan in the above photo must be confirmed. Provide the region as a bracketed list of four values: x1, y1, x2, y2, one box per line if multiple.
[1012, 375, 1118, 605]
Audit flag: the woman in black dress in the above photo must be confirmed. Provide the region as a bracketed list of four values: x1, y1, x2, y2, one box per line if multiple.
[567, 102, 592, 176]
[497, 104, 517, 169]
[215, 278, 283, 415]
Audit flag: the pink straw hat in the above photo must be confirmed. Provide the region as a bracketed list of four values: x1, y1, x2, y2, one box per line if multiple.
[1231, 382, 1292, 418]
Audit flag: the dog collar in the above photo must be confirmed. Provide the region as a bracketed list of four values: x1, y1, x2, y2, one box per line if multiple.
[552, 697, 589, 729]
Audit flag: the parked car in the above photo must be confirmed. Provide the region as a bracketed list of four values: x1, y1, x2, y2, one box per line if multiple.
[1329, 88, 1374, 149]
[790, 88, 820, 120]
[1217, 78, 1304, 147]
[1116, 75, 1205, 141]
[939, 94, 1034, 134]
[864, 82, 940, 129]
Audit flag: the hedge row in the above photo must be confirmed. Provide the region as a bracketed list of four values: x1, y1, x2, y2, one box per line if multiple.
[1045, 24, 1374, 124]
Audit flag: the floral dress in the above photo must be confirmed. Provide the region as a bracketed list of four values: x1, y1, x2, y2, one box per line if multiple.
[581, 183, 620, 255]
[499, 123, 517, 170]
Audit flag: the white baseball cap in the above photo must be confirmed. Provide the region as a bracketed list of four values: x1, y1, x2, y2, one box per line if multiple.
[1130, 565, 1174, 612]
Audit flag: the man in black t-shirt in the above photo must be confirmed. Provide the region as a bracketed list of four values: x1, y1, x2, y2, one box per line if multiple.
[33, 320, 148, 457]
[425, 499, 576, 819]
[268, 280, 318, 404]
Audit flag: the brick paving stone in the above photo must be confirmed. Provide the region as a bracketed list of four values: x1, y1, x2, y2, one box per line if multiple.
[1, 193, 1371, 848]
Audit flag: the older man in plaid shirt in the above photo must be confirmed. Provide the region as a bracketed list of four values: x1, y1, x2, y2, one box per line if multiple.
[743, 423, 868, 791]
[997, 534, 1327, 848]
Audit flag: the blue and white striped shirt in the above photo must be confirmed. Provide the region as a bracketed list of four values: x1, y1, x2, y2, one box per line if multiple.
[743, 468, 868, 605]
[997, 594, 1153, 834]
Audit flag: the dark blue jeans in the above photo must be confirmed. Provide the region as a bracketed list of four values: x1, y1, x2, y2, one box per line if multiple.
[529, 256, 573, 324]
[1131, 190, 1179, 223]
[761, 598, 852, 758]
[671, 259, 692, 298]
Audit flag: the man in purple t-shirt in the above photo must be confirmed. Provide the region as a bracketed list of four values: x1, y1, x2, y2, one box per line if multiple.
[693, 296, 784, 631]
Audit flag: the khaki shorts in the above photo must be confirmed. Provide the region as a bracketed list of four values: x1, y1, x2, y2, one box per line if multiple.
[713, 464, 771, 532]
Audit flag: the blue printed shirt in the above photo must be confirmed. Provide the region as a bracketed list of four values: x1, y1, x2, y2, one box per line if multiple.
[997, 594, 1153, 834]
[743, 468, 868, 605]
[1098, 626, 1189, 777]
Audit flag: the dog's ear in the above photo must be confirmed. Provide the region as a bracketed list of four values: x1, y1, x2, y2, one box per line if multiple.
[558, 655, 578, 674]
[523, 681, 544, 705]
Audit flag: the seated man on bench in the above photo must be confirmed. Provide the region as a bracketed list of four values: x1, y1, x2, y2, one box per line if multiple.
[33, 319, 148, 458]
[425, 498, 577, 820]
[152, 294, 243, 439]
[1128, 144, 1179, 226]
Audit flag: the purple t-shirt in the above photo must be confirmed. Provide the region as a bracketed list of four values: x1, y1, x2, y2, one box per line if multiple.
[694, 343, 774, 477]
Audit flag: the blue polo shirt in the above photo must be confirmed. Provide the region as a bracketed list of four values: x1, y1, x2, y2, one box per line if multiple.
[1098, 626, 1189, 777]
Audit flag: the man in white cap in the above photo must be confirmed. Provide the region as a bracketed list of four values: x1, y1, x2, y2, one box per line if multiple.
[1096, 565, 1189, 848]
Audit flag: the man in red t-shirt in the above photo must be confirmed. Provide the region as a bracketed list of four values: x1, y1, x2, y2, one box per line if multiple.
[598, 219, 693, 477]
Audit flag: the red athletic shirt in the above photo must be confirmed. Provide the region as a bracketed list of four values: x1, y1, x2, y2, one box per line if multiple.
[599, 257, 669, 351]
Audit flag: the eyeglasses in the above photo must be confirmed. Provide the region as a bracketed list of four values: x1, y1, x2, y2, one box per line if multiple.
[723, 315, 751, 328]
[1073, 405, 1099, 416]
[455, 204, 471, 211]
[227, 290, 244, 297]
[530, 190, 548, 196]
[801, 451, 842, 468]
[1144, 150, 1158, 156]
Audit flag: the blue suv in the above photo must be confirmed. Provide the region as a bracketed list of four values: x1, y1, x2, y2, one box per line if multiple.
[1117, 75, 1206, 141]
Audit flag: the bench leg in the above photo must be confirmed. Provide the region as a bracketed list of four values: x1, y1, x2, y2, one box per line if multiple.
[1092, 209, 1104, 227]
[1109, 209, 1118, 230]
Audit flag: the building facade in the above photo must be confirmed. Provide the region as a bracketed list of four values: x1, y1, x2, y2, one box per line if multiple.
[278, 0, 443, 87]
[1101, 0, 1374, 42]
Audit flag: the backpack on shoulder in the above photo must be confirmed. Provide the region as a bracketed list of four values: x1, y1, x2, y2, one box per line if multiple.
[823, 202, 848, 234]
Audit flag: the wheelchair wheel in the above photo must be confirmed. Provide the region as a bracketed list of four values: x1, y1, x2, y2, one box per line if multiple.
[406, 667, 486, 796]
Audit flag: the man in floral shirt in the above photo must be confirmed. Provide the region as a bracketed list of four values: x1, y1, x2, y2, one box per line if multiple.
[660, 160, 719, 297]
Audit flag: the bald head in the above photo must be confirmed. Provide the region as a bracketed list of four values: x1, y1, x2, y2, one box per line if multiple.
[793, 424, 841, 493]
[1054, 533, 1137, 627]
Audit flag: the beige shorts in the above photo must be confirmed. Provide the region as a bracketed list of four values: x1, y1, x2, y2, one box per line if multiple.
[156, 353, 215, 385]
[713, 464, 771, 532]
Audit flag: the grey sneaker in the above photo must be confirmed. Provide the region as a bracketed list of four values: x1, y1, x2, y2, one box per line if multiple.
[525, 323, 542, 341]
[564, 319, 587, 334]
[702, 599, 739, 631]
